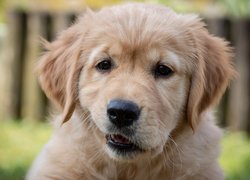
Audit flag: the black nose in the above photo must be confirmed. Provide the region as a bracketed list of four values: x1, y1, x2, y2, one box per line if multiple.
[107, 99, 140, 128]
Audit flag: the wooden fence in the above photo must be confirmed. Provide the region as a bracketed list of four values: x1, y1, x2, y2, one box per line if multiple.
[0, 10, 249, 134]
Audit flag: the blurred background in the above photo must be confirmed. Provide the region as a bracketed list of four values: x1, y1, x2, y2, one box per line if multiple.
[0, 0, 249, 179]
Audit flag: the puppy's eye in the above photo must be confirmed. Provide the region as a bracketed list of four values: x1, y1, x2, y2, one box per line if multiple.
[96, 59, 112, 72]
[154, 64, 173, 78]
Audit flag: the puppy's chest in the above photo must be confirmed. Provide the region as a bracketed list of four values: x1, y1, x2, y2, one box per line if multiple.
[99, 162, 175, 180]
[114, 169, 174, 180]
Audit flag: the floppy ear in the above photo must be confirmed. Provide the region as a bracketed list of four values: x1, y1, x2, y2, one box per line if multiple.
[187, 27, 237, 130]
[37, 24, 83, 123]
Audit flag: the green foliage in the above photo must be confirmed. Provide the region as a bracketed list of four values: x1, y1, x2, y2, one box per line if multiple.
[218, 0, 250, 17]
[3, 0, 250, 18]
[151, 0, 209, 13]
[0, 121, 249, 179]
[0, 0, 5, 22]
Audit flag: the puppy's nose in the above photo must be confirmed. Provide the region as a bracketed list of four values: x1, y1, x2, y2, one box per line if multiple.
[107, 99, 140, 128]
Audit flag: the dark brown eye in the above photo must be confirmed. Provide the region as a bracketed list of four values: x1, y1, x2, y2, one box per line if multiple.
[154, 64, 173, 78]
[96, 59, 112, 72]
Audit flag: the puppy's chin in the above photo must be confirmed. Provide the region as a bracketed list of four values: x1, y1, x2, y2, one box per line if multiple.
[105, 145, 143, 161]
[105, 145, 165, 162]
[103, 134, 165, 161]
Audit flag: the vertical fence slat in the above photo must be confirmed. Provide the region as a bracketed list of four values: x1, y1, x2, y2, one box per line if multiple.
[0, 20, 10, 119]
[2, 11, 28, 120]
[21, 12, 45, 121]
[52, 13, 70, 39]
[227, 19, 250, 131]
[247, 21, 250, 136]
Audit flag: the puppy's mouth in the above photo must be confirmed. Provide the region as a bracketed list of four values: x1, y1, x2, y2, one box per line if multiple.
[105, 134, 143, 155]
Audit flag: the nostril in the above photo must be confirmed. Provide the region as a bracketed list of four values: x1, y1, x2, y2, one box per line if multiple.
[107, 109, 118, 120]
[124, 111, 138, 121]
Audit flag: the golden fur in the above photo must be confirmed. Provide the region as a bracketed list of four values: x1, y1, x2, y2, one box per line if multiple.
[27, 3, 236, 180]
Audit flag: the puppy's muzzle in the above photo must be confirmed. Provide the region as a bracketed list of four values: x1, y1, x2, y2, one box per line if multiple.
[107, 99, 140, 128]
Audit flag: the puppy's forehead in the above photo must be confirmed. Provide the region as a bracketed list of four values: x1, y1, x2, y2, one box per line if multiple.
[86, 5, 183, 50]
[86, 7, 196, 52]
[82, 5, 199, 73]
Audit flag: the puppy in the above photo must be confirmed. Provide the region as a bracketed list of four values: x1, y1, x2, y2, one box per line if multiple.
[27, 3, 236, 180]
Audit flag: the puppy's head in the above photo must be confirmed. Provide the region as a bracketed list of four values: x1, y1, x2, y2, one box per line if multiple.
[38, 4, 236, 160]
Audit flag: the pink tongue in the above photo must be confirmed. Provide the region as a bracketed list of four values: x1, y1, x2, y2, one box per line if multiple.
[112, 134, 130, 144]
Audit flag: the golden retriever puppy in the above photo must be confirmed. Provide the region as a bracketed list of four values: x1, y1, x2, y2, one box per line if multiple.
[27, 3, 236, 180]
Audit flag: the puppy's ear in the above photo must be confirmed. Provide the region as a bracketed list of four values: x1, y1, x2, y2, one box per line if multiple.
[37, 24, 83, 123]
[187, 27, 236, 130]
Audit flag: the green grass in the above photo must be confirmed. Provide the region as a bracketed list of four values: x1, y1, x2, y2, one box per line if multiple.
[0, 121, 249, 180]
[220, 132, 250, 180]
[0, 121, 52, 180]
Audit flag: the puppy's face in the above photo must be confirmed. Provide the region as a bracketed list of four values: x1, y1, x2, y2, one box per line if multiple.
[79, 38, 190, 159]
[37, 4, 236, 161]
